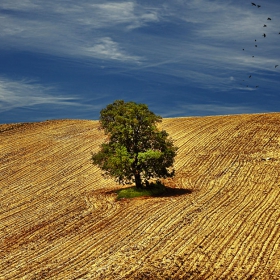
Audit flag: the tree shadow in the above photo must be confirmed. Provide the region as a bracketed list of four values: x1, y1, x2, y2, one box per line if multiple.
[157, 186, 193, 197]
[105, 183, 193, 199]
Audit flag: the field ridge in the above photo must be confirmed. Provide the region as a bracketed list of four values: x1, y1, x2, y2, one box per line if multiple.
[0, 113, 280, 279]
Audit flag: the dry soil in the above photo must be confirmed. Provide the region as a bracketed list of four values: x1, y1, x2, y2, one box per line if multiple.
[0, 113, 280, 279]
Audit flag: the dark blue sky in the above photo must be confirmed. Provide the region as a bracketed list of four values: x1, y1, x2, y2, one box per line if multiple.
[0, 0, 279, 124]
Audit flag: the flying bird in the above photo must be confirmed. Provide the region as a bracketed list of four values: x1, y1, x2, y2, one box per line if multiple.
[275, 65, 279, 68]
[263, 33, 266, 37]
[255, 45, 257, 47]
[257, 5, 261, 8]
[251, 2, 256, 6]
[263, 25, 267, 27]
[267, 18, 272, 20]
[249, 75, 252, 78]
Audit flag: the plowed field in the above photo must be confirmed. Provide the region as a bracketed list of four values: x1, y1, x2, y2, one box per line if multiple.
[1, 113, 280, 279]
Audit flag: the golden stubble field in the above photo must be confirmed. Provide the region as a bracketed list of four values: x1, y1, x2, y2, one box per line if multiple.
[0, 113, 280, 279]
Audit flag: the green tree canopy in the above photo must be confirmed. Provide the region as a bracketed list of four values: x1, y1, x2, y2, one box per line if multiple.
[91, 100, 178, 188]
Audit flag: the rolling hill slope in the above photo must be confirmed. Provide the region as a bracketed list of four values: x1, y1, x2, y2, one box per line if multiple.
[1, 113, 280, 279]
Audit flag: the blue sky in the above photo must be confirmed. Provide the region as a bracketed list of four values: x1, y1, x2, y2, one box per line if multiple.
[0, 0, 279, 124]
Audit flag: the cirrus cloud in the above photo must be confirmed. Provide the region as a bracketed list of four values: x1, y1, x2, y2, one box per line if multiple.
[0, 77, 80, 112]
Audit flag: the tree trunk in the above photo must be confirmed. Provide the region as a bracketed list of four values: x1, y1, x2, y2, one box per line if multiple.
[134, 172, 142, 188]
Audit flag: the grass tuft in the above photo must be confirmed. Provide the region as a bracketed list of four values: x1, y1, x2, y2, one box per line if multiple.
[116, 182, 166, 200]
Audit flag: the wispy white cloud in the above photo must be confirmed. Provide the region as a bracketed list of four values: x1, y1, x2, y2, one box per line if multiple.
[84, 37, 142, 62]
[53, 2, 157, 29]
[142, 0, 280, 70]
[0, 0, 39, 10]
[0, 77, 81, 112]
[73, 2, 159, 30]
[0, 0, 279, 109]
[0, 0, 278, 71]
[0, 1, 158, 63]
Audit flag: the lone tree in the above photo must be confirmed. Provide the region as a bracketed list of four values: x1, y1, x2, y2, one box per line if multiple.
[91, 100, 178, 188]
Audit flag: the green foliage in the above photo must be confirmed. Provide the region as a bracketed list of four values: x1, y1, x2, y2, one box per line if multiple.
[92, 100, 178, 188]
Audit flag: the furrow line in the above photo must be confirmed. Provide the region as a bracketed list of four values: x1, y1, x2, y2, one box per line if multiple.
[215, 188, 280, 278]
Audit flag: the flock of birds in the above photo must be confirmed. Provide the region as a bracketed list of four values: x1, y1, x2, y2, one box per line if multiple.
[240, 2, 279, 89]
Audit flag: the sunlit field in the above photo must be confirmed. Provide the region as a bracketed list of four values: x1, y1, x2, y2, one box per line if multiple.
[1, 113, 280, 279]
